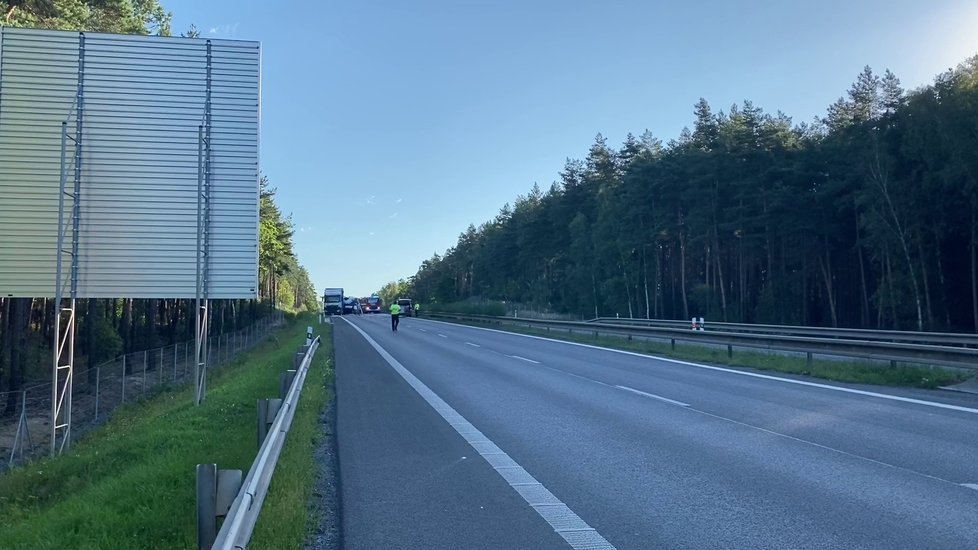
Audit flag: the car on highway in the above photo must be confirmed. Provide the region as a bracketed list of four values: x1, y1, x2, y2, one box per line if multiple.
[343, 297, 361, 315]
[397, 298, 414, 317]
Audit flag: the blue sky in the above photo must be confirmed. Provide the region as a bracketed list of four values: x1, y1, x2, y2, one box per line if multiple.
[167, 0, 978, 298]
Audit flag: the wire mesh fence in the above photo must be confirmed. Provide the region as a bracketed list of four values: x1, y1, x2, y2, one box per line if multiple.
[0, 311, 285, 472]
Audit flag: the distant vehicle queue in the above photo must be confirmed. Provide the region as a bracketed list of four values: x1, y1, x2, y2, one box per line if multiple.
[322, 290, 419, 317]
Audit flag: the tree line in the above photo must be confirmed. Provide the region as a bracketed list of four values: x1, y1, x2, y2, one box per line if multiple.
[407, 57, 978, 333]
[0, 2, 319, 403]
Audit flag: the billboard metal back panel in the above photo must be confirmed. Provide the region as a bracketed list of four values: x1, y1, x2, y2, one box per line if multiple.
[0, 27, 259, 299]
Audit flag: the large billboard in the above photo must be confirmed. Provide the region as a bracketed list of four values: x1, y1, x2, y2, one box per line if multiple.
[0, 27, 260, 299]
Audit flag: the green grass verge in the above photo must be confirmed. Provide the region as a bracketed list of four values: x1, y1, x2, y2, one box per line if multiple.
[0, 314, 328, 550]
[250, 325, 333, 549]
[443, 319, 970, 389]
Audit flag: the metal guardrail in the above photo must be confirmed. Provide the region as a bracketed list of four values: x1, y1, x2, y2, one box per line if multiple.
[199, 334, 321, 550]
[586, 317, 978, 348]
[428, 313, 978, 370]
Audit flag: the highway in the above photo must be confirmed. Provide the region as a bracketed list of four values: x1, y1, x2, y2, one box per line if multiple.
[333, 314, 978, 550]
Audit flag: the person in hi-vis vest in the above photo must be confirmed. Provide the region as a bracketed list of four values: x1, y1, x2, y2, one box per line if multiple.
[389, 302, 401, 331]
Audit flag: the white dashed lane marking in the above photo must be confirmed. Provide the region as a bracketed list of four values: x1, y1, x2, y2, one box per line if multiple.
[615, 385, 690, 407]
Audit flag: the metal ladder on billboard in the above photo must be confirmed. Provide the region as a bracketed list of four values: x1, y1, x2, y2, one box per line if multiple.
[51, 33, 85, 456]
[195, 40, 214, 405]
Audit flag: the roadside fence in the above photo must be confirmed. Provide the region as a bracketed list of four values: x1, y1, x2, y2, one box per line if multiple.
[1, 311, 286, 472]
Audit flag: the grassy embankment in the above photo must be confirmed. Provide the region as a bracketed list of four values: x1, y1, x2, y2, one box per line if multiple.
[0, 314, 333, 550]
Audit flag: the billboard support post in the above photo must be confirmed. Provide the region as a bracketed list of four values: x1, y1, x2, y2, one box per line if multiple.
[194, 120, 211, 404]
[194, 41, 213, 404]
[51, 33, 86, 456]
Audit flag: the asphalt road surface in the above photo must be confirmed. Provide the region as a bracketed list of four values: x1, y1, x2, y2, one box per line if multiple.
[333, 314, 978, 550]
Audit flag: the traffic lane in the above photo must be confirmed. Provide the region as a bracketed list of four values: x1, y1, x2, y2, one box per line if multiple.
[348, 316, 978, 549]
[352, 316, 978, 549]
[414, 316, 978, 483]
[408, 317, 978, 483]
[379, 314, 978, 451]
[333, 320, 567, 550]
[417, 317, 978, 409]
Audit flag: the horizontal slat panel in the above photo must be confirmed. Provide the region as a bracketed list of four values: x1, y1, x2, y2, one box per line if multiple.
[0, 27, 259, 298]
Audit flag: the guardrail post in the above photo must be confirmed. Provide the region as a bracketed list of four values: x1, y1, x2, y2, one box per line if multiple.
[280, 369, 297, 400]
[217, 468, 242, 517]
[671, 338, 676, 352]
[160, 348, 164, 385]
[806, 352, 813, 370]
[293, 345, 310, 369]
[174, 344, 179, 382]
[197, 464, 243, 550]
[197, 463, 217, 549]
[257, 398, 283, 447]
[727, 344, 733, 359]
[142, 350, 148, 394]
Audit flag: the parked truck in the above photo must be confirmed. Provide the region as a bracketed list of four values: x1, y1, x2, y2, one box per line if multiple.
[323, 288, 344, 315]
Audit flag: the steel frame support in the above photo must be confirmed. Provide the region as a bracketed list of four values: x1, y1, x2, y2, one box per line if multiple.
[194, 298, 209, 404]
[50, 297, 75, 456]
[194, 41, 214, 405]
[9, 391, 32, 467]
[194, 122, 210, 404]
[51, 33, 85, 455]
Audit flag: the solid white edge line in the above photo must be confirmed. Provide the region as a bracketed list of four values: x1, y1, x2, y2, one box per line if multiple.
[509, 355, 541, 364]
[615, 385, 690, 407]
[963, 483, 978, 491]
[416, 318, 978, 416]
[339, 318, 616, 550]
